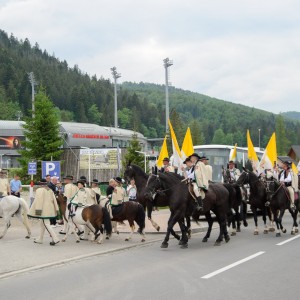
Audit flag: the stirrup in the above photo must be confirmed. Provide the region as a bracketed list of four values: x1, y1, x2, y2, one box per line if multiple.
[265, 201, 270, 207]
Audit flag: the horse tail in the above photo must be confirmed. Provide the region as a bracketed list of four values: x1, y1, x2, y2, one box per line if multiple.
[136, 203, 145, 233]
[18, 197, 30, 215]
[102, 207, 112, 235]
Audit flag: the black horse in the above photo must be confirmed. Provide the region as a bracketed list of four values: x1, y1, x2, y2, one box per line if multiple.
[124, 164, 191, 236]
[267, 180, 299, 237]
[145, 172, 230, 248]
[236, 169, 273, 235]
[221, 167, 248, 234]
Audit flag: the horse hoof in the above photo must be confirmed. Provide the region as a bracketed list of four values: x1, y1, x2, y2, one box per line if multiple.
[180, 243, 188, 249]
[295, 228, 299, 233]
[231, 232, 236, 236]
[237, 228, 241, 232]
[263, 230, 268, 234]
[161, 242, 168, 248]
[76, 240, 80, 243]
[243, 221, 248, 227]
[214, 241, 221, 246]
[178, 240, 184, 245]
[157, 226, 160, 232]
[125, 238, 129, 241]
[175, 235, 180, 241]
[291, 231, 295, 236]
[116, 231, 119, 235]
[269, 228, 275, 232]
[254, 231, 259, 235]
[276, 233, 281, 237]
[62, 239, 66, 242]
[225, 235, 230, 243]
[141, 239, 145, 242]
[282, 229, 287, 233]
[106, 236, 109, 240]
[25, 235, 30, 239]
[202, 237, 208, 242]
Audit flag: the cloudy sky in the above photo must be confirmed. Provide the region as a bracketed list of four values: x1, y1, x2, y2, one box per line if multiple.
[1, 0, 299, 113]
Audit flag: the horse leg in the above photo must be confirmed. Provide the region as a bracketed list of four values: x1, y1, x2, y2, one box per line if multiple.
[261, 208, 269, 234]
[15, 211, 31, 239]
[125, 220, 135, 241]
[111, 221, 119, 234]
[161, 212, 177, 248]
[202, 212, 213, 242]
[253, 208, 259, 235]
[291, 209, 298, 234]
[215, 215, 228, 246]
[0, 215, 11, 239]
[236, 209, 241, 232]
[241, 202, 248, 227]
[185, 217, 192, 239]
[178, 220, 189, 249]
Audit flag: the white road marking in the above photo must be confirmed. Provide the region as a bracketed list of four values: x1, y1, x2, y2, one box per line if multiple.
[201, 251, 265, 279]
[276, 234, 300, 246]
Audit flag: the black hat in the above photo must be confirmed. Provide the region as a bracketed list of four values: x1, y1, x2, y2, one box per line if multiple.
[200, 156, 209, 161]
[190, 153, 201, 159]
[183, 157, 191, 164]
[79, 176, 87, 182]
[39, 178, 48, 185]
[228, 160, 235, 164]
[76, 180, 86, 186]
[63, 175, 73, 180]
[92, 179, 99, 184]
[114, 177, 123, 184]
[163, 157, 170, 162]
[283, 161, 291, 167]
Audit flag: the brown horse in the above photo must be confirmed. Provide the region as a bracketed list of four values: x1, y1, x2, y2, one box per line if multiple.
[56, 194, 112, 244]
[107, 201, 146, 242]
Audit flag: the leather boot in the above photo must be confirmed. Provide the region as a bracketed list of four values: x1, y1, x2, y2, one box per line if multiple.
[195, 196, 203, 211]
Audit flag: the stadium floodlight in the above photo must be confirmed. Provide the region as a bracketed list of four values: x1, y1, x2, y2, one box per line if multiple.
[163, 58, 173, 133]
[111, 67, 121, 128]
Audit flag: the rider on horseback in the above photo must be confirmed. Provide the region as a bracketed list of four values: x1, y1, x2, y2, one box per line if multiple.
[190, 153, 209, 211]
[108, 177, 125, 218]
[69, 180, 87, 217]
[279, 161, 298, 211]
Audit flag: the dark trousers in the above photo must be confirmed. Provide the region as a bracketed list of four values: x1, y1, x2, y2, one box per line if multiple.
[50, 218, 57, 225]
[11, 192, 20, 198]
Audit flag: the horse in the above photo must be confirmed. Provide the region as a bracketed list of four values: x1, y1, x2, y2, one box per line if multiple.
[221, 167, 248, 234]
[124, 164, 192, 237]
[145, 172, 230, 248]
[236, 169, 273, 235]
[56, 194, 112, 244]
[267, 180, 299, 237]
[106, 200, 146, 242]
[0, 195, 31, 239]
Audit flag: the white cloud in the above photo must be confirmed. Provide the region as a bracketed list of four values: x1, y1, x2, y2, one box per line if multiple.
[1, 0, 300, 113]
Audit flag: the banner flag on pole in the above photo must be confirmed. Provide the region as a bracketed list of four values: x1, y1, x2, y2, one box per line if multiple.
[247, 130, 259, 170]
[168, 119, 183, 168]
[230, 143, 237, 161]
[181, 127, 194, 160]
[258, 132, 277, 172]
[156, 136, 169, 168]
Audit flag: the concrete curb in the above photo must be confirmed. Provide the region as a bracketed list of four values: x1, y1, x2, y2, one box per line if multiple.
[0, 227, 209, 280]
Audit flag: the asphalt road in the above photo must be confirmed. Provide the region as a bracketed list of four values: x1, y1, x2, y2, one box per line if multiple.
[1, 214, 299, 300]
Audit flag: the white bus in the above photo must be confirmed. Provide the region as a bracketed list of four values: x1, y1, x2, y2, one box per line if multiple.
[193, 144, 264, 182]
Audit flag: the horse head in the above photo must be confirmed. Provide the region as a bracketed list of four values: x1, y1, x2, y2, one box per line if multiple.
[144, 174, 162, 201]
[236, 170, 250, 186]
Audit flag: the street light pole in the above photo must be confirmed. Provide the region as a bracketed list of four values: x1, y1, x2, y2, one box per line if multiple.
[163, 58, 173, 133]
[135, 151, 147, 173]
[258, 129, 261, 149]
[111, 67, 121, 128]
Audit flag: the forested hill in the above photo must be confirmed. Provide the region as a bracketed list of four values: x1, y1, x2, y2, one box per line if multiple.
[0, 29, 300, 153]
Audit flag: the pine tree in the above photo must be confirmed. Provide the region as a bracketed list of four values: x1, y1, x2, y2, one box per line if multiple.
[122, 133, 145, 172]
[276, 114, 290, 155]
[18, 89, 63, 179]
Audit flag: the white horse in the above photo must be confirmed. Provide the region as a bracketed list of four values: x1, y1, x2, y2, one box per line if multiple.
[0, 195, 31, 239]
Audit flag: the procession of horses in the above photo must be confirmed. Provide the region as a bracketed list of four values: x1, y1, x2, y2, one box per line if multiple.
[0, 163, 299, 250]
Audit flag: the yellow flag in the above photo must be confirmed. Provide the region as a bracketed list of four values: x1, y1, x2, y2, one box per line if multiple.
[230, 143, 237, 161]
[168, 119, 182, 167]
[181, 127, 194, 159]
[247, 130, 259, 162]
[292, 162, 298, 175]
[156, 136, 169, 168]
[266, 132, 277, 165]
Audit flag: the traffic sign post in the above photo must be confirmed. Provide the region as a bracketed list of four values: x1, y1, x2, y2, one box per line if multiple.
[27, 162, 37, 206]
[41, 161, 61, 179]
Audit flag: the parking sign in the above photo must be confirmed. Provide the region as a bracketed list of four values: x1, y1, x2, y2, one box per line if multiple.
[41, 161, 61, 179]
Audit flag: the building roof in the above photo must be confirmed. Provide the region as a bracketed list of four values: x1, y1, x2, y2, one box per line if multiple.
[289, 145, 300, 157]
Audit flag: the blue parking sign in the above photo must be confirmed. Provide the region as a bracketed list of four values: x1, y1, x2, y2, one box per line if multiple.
[28, 162, 37, 175]
[42, 161, 61, 179]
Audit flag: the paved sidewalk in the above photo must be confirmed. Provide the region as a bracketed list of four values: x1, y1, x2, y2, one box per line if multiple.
[0, 207, 207, 279]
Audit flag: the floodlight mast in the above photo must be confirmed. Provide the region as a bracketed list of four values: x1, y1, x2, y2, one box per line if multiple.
[111, 67, 121, 128]
[163, 58, 173, 133]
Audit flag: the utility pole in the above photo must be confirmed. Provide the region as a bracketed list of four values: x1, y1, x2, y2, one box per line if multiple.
[163, 58, 173, 133]
[111, 67, 121, 128]
[28, 72, 38, 118]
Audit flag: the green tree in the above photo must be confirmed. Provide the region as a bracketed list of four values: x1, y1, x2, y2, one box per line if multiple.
[87, 104, 102, 125]
[18, 89, 63, 179]
[212, 128, 226, 144]
[122, 133, 145, 171]
[189, 119, 205, 145]
[276, 114, 290, 155]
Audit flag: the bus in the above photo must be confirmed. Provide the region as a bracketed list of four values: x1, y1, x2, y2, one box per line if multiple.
[193, 145, 264, 182]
